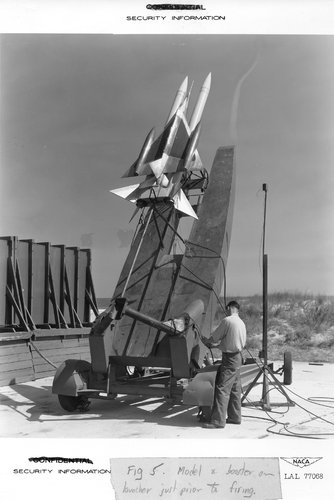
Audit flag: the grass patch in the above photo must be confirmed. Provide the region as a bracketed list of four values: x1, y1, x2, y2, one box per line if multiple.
[231, 292, 334, 363]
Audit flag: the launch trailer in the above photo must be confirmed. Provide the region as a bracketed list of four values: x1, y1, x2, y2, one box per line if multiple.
[52, 297, 293, 413]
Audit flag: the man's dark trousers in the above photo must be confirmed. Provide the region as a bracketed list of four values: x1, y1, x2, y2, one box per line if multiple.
[210, 352, 242, 427]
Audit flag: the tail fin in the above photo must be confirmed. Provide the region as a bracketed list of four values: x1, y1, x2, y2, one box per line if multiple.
[110, 184, 140, 202]
[173, 189, 198, 219]
[148, 158, 164, 179]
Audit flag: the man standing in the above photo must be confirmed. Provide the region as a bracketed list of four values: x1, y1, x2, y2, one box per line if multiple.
[200, 300, 246, 429]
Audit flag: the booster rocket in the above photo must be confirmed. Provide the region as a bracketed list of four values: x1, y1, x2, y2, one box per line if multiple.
[110, 73, 212, 219]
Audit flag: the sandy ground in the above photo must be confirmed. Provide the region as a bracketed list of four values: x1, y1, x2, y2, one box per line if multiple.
[0, 361, 333, 439]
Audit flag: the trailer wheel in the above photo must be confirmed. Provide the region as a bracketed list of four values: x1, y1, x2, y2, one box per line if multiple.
[283, 351, 293, 385]
[108, 393, 118, 400]
[58, 394, 90, 412]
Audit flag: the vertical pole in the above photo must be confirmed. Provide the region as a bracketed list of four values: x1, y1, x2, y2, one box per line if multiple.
[44, 242, 50, 324]
[262, 183, 268, 365]
[262, 254, 268, 366]
[261, 254, 270, 409]
[261, 183, 270, 409]
[262, 184, 267, 257]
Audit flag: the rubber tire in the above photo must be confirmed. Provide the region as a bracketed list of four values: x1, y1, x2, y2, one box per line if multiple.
[58, 394, 89, 412]
[283, 351, 293, 385]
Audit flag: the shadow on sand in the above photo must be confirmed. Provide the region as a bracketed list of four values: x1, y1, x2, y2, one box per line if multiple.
[0, 380, 201, 430]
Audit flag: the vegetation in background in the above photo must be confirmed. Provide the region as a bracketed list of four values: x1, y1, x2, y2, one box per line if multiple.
[233, 292, 334, 363]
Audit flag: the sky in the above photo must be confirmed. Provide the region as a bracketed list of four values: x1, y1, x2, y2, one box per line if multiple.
[1, 34, 334, 297]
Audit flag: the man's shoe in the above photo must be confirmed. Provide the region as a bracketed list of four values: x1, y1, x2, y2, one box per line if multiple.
[198, 415, 210, 422]
[226, 419, 241, 424]
[202, 423, 225, 429]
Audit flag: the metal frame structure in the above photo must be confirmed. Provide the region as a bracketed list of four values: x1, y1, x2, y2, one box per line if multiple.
[0, 236, 98, 333]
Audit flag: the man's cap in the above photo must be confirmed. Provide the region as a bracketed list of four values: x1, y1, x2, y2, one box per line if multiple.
[226, 300, 240, 310]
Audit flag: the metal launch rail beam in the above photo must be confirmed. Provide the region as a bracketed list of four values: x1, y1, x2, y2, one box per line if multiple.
[0, 236, 97, 331]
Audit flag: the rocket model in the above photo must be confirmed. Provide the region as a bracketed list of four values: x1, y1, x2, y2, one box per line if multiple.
[110, 73, 211, 219]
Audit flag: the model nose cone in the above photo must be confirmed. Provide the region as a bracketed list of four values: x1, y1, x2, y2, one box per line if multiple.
[189, 72, 211, 132]
[203, 72, 212, 91]
[166, 76, 189, 124]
